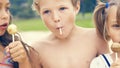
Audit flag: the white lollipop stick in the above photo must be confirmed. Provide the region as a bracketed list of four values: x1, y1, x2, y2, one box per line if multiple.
[115, 53, 118, 61]
[59, 28, 62, 35]
[12, 34, 15, 42]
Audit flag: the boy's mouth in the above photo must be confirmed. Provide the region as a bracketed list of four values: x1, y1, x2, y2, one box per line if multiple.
[56, 27, 63, 30]
[56, 27, 63, 35]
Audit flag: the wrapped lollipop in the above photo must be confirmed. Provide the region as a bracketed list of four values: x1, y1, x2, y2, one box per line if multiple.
[111, 43, 120, 61]
[7, 24, 18, 42]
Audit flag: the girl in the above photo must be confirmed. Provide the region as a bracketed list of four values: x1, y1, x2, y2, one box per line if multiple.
[0, 0, 31, 68]
[90, 0, 120, 68]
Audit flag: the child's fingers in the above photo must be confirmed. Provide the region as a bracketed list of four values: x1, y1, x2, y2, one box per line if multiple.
[11, 48, 25, 59]
[12, 54, 25, 63]
[8, 41, 19, 49]
[6, 41, 28, 63]
[9, 43, 24, 54]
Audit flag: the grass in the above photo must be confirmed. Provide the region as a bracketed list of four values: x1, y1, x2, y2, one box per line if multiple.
[13, 13, 95, 31]
[13, 18, 48, 31]
[76, 13, 94, 28]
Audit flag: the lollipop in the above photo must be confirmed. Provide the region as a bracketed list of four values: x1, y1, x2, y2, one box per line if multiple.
[7, 24, 18, 42]
[7, 24, 17, 34]
[111, 43, 120, 61]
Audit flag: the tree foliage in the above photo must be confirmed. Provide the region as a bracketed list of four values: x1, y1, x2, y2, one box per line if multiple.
[10, 0, 35, 19]
[80, 0, 96, 13]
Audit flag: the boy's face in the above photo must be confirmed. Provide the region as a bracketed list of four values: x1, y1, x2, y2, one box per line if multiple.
[38, 0, 79, 39]
[0, 0, 10, 36]
[107, 6, 120, 43]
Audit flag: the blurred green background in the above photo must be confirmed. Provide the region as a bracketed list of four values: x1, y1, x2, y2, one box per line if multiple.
[10, 0, 110, 31]
[13, 13, 95, 31]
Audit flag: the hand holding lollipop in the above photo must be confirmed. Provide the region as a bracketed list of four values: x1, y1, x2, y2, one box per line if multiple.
[111, 43, 120, 61]
[6, 24, 30, 64]
[4, 24, 18, 63]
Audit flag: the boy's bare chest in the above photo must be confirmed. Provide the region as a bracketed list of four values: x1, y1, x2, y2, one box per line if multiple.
[40, 42, 97, 68]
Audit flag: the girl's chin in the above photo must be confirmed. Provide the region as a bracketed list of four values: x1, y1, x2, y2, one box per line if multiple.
[0, 30, 6, 36]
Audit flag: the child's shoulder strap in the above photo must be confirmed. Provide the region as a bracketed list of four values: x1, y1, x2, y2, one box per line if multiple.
[102, 54, 110, 67]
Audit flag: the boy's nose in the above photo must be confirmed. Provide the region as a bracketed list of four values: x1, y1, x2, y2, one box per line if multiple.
[52, 12, 60, 23]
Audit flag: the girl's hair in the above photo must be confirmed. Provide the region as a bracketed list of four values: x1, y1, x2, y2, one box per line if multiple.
[32, 0, 80, 13]
[93, 0, 120, 41]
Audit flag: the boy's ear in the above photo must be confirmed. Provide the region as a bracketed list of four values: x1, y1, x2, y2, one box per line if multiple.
[75, 1, 80, 14]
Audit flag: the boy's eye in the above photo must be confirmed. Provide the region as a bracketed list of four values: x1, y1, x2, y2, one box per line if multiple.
[59, 7, 66, 11]
[43, 10, 50, 14]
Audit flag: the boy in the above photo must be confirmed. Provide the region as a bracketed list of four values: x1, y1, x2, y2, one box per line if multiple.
[30, 0, 109, 68]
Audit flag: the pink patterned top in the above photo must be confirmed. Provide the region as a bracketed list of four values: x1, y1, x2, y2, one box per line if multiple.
[0, 51, 13, 68]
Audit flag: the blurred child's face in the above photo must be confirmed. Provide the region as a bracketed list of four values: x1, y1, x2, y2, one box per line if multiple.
[107, 6, 120, 43]
[0, 0, 10, 36]
[38, 0, 79, 39]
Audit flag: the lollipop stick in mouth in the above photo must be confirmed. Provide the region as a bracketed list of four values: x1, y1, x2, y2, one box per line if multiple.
[59, 28, 62, 35]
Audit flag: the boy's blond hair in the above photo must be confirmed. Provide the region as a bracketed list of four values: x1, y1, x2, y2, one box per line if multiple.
[32, 0, 80, 14]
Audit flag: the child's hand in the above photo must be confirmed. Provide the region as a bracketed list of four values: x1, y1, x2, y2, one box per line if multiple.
[6, 41, 28, 63]
[110, 59, 120, 68]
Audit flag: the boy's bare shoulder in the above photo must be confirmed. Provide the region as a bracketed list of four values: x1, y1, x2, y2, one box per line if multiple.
[78, 27, 97, 37]
[81, 28, 103, 39]
[79, 27, 108, 54]
[30, 33, 54, 51]
[87, 28, 109, 54]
